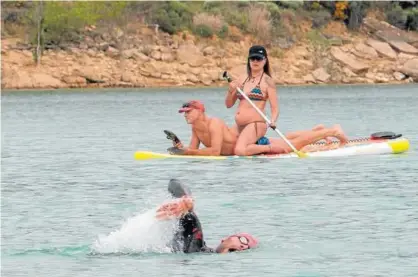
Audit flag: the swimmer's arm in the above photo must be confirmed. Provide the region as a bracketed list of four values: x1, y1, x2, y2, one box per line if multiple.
[266, 76, 279, 124]
[183, 120, 223, 156]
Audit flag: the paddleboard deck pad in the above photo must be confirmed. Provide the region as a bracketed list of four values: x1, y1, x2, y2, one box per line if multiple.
[134, 131, 410, 160]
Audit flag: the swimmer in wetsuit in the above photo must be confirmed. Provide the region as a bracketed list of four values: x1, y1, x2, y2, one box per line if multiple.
[156, 179, 258, 254]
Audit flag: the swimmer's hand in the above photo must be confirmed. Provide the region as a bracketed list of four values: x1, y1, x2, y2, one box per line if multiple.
[156, 196, 194, 220]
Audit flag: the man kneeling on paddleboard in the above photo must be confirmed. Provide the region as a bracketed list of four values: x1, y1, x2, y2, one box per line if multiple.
[166, 100, 348, 156]
[155, 179, 258, 254]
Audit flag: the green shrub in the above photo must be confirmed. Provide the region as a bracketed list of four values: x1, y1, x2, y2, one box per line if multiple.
[277, 0, 303, 10]
[344, 1, 370, 30]
[193, 24, 213, 38]
[311, 10, 332, 29]
[225, 10, 249, 32]
[386, 4, 408, 29]
[150, 1, 192, 34]
[217, 24, 229, 38]
[406, 8, 418, 31]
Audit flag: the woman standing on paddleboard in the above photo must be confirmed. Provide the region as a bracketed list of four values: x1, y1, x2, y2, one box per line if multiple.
[225, 45, 279, 156]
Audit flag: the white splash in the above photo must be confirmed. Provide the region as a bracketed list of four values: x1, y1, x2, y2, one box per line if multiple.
[92, 207, 179, 254]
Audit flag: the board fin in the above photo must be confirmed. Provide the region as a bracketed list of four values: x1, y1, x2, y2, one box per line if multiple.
[371, 131, 402, 140]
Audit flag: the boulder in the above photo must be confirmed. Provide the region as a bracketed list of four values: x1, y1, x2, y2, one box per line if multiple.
[312, 67, 331, 82]
[330, 47, 369, 73]
[388, 40, 418, 55]
[400, 58, 418, 80]
[352, 43, 378, 59]
[366, 39, 397, 60]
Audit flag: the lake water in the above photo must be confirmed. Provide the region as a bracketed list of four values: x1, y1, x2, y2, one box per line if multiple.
[1, 84, 418, 277]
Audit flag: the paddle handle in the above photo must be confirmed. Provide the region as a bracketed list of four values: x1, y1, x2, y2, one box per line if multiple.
[224, 71, 299, 154]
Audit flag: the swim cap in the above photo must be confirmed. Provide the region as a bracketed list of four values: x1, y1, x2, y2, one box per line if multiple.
[224, 232, 258, 248]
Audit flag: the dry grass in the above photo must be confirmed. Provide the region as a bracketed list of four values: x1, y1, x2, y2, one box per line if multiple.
[192, 13, 224, 33]
[247, 5, 272, 42]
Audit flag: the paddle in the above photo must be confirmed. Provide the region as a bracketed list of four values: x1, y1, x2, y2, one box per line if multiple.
[222, 71, 307, 158]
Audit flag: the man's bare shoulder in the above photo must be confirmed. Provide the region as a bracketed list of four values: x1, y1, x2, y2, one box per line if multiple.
[209, 117, 228, 132]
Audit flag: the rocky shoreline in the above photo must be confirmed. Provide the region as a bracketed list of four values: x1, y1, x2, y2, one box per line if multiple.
[1, 18, 418, 90]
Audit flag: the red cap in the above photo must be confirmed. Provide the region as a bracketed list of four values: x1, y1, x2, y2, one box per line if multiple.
[178, 100, 205, 113]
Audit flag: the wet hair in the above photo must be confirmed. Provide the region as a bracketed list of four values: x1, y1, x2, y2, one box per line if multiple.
[246, 55, 271, 77]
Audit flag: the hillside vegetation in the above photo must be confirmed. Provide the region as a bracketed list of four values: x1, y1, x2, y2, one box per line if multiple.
[2, 1, 417, 52]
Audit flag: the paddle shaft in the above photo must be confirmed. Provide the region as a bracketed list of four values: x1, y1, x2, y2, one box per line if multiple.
[233, 86, 299, 153]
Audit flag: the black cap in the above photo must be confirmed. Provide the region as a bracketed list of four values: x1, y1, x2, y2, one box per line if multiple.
[248, 45, 267, 59]
[168, 179, 191, 198]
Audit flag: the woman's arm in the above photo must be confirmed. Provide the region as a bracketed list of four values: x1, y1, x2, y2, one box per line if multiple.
[225, 77, 241, 108]
[266, 76, 279, 126]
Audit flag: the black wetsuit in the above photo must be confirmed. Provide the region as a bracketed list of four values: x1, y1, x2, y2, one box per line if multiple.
[171, 211, 214, 253]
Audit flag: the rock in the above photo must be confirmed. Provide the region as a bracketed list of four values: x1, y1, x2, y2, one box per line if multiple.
[388, 40, 418, 55]
[205, 68, 222, 81]
[121, 72, 137, 83]
[293, 47, 310, 59]
[98, 42, 109, 51]
[139, 61, 161, 78]
[150, 50, 162, 60]
[62, 75, 87, 85]
[312, 67, 331, 82]
[186, 74, 199, 83]
[106, 46, 119, 58]
[400, 58, 418, 80]
[199, 73, 212, 86]
[398, 53, 417, 62]
[365, 72, 391, 83]
[294, 59, 313, 70]
[343, 67, 357, 77]
[161, 52, 175, 62]
[352, 43, 378, 59]
[76, 68, 105, 83]
[302, 73, 316, 83]
[393, 72, 406, 81]
[203, 46, 215, 56]
[32, 72, 66, 88]
[176, 44, 209, 67]
[330, 47, 369, 73]
[366, 39, 397, 60]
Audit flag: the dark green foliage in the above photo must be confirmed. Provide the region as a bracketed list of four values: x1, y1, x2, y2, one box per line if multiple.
[344, 1, 370, 30]
[149, 1, 192, 34]
[193, 24, 213, 38]
[406, 8, 418, 30]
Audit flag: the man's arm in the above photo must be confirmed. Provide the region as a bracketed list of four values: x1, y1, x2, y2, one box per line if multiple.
[183, 119, 223, 156]
[188, 129, 200, 149]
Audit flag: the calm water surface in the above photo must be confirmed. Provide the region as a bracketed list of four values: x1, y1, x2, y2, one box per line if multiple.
[1, 84, 418, 277]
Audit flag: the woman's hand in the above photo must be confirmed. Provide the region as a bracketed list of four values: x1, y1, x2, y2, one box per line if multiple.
[228, 80, 239, 94]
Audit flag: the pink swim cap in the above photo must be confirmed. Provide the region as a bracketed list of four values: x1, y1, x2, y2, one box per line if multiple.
[226, 232, 258, 248]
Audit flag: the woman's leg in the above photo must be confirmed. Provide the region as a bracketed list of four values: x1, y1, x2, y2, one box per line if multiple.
[285, 126, 348, 151]
[285, 124, 332, 143]
[234, 122, 269, 156]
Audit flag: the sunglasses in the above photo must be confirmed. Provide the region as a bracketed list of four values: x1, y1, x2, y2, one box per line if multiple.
[249, 56, 264, 61]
